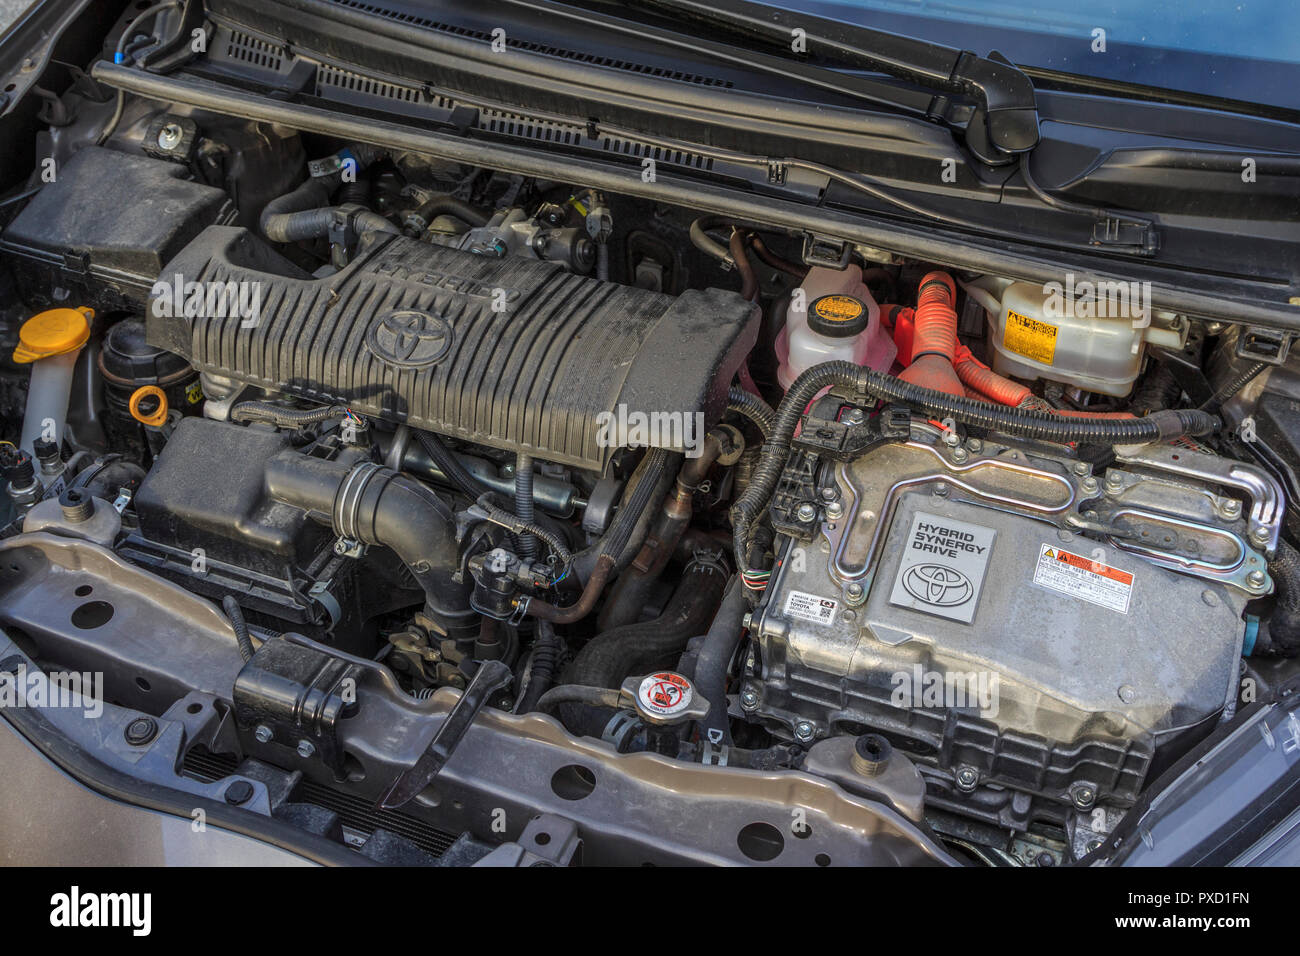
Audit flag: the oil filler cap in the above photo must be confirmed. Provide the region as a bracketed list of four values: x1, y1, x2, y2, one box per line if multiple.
[13, 307, 92, 363]
[807, 294, 868, 337]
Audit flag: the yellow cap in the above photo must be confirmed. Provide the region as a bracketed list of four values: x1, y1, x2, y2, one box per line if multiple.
[13, 307, 93, 364]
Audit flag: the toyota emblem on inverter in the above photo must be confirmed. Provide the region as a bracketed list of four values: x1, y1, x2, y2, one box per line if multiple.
[902, 564, 974, 607]
[366, 309, 453, 368]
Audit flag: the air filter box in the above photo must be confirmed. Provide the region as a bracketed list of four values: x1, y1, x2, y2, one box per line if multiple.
[0, 146, 232, 311]
[147, 226, 759, 472]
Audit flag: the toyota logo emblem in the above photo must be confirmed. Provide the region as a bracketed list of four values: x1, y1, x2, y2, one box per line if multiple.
[902, 564, 974, 607]
[366, 309, 453, 368]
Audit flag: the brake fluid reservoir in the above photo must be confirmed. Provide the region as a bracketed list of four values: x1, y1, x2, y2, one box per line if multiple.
[777, 265, 895, 389]
[990, 281, 1186, 397]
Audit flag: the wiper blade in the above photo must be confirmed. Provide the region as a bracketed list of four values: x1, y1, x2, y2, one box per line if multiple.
[494, 0, 1038, 162]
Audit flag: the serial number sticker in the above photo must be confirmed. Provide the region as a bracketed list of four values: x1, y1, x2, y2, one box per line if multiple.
[783, 590, 838, 626]
[1003, 310, 1059, 365]
[1033, 544, 1134, 614]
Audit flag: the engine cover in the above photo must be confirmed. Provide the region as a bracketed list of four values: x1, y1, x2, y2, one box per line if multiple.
[146, 226, 758, 471]
[751, 421, 1278, 812]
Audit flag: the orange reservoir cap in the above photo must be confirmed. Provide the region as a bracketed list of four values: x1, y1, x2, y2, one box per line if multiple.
[12, 307, 93, 364]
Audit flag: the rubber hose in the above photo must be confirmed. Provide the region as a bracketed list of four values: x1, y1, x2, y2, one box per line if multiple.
[414, 430, 491, 498]
[730, 361, 1220, 572]
[414, 195, 490, 228]
[691, 576, 748, 745]
[729, 229, 759, 301]
[222, 595, 255, 662]
[727, 385, 775, 438]
[515, 620, 560, 713]
[572, 558, 728, 689]
[537, 684, 623, 714]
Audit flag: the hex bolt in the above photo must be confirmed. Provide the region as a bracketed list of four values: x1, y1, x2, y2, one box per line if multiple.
[820, 486, 839, 502]
[844, 582, 866, 607]
[825, 500, 844, 520]
[1085, 839, 1104, 854]
[843, 408, 866, 426]
[951, 446, 969, 464]
[955, 767, 979, 791]
[123, 716, 158, 746]
[932, 482, 949, 498]
[1072, 461, 1091, 477]
[1247, 569, 1268, 589]
[1071, 784, 1097, 809]
[1080, 476, 1099, 495]
[795, 502, 817, 522]
[740, 687, 760, 710]
[1035, 853, 1057, 867]
[793, 721, 816, 743]
[224, 780, 255, 806]
[253, 724, 273, 744]
[296, 739, 317, 758]
[1219, 498, 1243, 520]
[1250, 526, 1270, 545]
[1105, 472, 1124, 494]
[966, 438, 983, 454]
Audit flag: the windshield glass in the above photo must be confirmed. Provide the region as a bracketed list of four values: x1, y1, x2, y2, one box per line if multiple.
[773, 0, 1300, 111]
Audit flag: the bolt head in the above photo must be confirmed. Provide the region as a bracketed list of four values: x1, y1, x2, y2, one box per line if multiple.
[124, 716, 158, 746]
[157, 123, 184, 150]
[1220, 498, 1243, 519]
[1247, 569, 1268, 588]
[843, 409, 866, 426]
[955, 767, 978, 790]
[820, 486, 839, 502]
[795, 502, 817, 522]
[1250, 526, 1270, 544]
[296, 739, 316, 758]
[794, 721, 815, 742]
[224, 780, 255, 806]
[1081, 476, 1099, 494]
[825, 500, 844, 520]
[951, 446, 969, 463]
[1071, 785, 1096, 809]
[1073, 462, 1091, 477]
[740, 687, 760, 710]
[253, 724, 273, 744]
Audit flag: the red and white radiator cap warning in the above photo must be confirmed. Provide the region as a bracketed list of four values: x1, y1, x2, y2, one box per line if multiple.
[636, 672, 694, 720]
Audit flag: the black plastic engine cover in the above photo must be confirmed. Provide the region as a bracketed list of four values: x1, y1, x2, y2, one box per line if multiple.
[147, 226, 758, 472]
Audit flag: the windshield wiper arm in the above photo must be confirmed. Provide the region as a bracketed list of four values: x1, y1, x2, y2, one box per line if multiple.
[493, 0, 1038, 162]
[617, 0, 1040, 157]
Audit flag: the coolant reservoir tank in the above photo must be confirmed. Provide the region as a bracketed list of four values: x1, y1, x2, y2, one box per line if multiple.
[989, 281, 1187, 397]
[777, 265, 895, 389]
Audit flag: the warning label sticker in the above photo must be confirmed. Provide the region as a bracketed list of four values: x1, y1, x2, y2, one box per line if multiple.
[1033, 544, 1134, 614]
[1003, 310, 1059, 365]
[784, 590, 839, 626]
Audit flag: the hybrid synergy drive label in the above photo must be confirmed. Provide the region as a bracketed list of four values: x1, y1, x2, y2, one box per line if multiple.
[889, 511, 996, 624]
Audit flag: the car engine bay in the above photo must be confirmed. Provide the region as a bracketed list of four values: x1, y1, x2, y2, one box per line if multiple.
[0, 2, 1298, 868]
